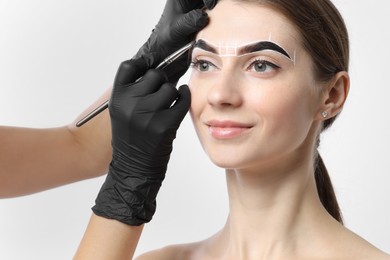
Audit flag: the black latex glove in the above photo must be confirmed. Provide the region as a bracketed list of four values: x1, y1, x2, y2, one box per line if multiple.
[92, 58, 191, 226]
[134, 0, 218, 83]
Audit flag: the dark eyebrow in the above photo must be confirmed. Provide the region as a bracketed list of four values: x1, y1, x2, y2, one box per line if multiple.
[193, 39, 218, 53]
[194, 39, 291, 59]
[239, 41, 291, 58]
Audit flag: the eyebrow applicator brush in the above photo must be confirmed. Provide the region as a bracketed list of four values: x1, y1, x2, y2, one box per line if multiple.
[76, 41, 195, 127]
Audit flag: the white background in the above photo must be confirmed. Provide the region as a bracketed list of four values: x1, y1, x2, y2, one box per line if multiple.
[0, 0, 389, 259]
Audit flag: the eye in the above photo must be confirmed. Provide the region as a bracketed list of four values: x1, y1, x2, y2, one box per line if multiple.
[191, 59, 217, 72]
[248, 59, 280, 73]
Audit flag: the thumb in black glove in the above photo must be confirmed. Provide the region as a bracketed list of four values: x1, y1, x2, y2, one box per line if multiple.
[134, 0, 219, 83]
[92, 58, 191, 225]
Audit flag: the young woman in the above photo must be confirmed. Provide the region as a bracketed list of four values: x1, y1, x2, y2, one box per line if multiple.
[97, 0, 389, 258]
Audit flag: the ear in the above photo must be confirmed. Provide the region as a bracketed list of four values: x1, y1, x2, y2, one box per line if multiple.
[316, 71, 350, 120]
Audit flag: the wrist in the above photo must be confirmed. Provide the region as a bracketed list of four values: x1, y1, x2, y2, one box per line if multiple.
[74, 214, 143, 259]
[92, 162, 163, 226]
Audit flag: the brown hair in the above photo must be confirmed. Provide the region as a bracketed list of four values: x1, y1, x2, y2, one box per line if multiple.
[240, 0, 349, 223]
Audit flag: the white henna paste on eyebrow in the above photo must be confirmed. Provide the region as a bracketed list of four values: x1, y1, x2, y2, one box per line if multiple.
[194, 38, 296, 64]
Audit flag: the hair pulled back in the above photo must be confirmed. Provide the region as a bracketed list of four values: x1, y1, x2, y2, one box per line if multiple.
[239, 0, 349, 223]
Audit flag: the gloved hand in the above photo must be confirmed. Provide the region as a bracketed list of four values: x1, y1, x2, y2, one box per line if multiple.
[92, 58, 191, 226]
[134, 0, 219, 83]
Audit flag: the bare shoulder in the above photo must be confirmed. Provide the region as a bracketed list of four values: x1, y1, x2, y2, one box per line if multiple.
[336, 227, 390, 259]
[364, 245, 390, 260]
[361, 250, 390, 260]
[134, 242, 202, 260]
[361, 246, 390, 260]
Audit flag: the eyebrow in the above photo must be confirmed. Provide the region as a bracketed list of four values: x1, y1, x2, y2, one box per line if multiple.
[194, 39, 218, 53]
[193, 39, 291, 59]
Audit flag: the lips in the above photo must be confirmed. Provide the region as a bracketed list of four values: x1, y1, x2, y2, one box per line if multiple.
[205, 120, 253, 139]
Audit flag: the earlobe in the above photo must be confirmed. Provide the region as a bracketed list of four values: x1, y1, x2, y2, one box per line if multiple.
[318, 71, 350, 120]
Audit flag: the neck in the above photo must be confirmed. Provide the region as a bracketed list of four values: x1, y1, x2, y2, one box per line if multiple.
[214, 149, 335, 258]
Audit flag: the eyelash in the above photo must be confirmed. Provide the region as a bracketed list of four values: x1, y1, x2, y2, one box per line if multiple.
[190, 59, 216, 72]
[248, 59, 280, 73]
[190, 58, 280, 74]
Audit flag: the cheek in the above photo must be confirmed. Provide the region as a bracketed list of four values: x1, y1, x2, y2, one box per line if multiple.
[188, 76, 198, 116]
[188, 73, 208, 116]
[251, 82, 317, 145]
[188, 74, 205, 129]
[260, 87, 307, 121]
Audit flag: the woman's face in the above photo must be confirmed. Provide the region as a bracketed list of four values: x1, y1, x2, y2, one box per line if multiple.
[189, 0, 323, 169]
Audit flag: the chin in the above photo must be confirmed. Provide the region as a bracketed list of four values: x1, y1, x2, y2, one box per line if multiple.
[212, 160, 238, 170]
[206, 149, 251, 170]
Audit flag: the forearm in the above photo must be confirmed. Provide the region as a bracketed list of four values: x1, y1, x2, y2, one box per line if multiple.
[0, 125, 107, 197]
[0, 88, 112, 198]
[74, 214, 143, 260]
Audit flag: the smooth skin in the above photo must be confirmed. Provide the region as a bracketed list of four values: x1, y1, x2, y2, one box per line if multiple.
[136, 1, 389, 259]
[0, 88, 112, 198]
[74, 214, 143, 260]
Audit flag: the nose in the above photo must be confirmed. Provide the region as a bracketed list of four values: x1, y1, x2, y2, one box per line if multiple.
[207, 70, 243, 108]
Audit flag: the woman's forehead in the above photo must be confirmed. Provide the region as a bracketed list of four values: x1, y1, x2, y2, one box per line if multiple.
[198, 0, 300, 51]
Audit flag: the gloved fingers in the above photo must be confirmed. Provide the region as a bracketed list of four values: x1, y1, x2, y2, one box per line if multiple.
[177, 0, 204, 13]
[203, 0, 218, 10]
[178, 0, 218, 12]
[132, 69, 168, 96]
[168, 84, 191, 120]
[148, 83, 179, 110]
[172, 9, 209, 38]
[162, 9, 208, 83]
[114, 58, 148, 87]
[162, 55, 191, 84]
